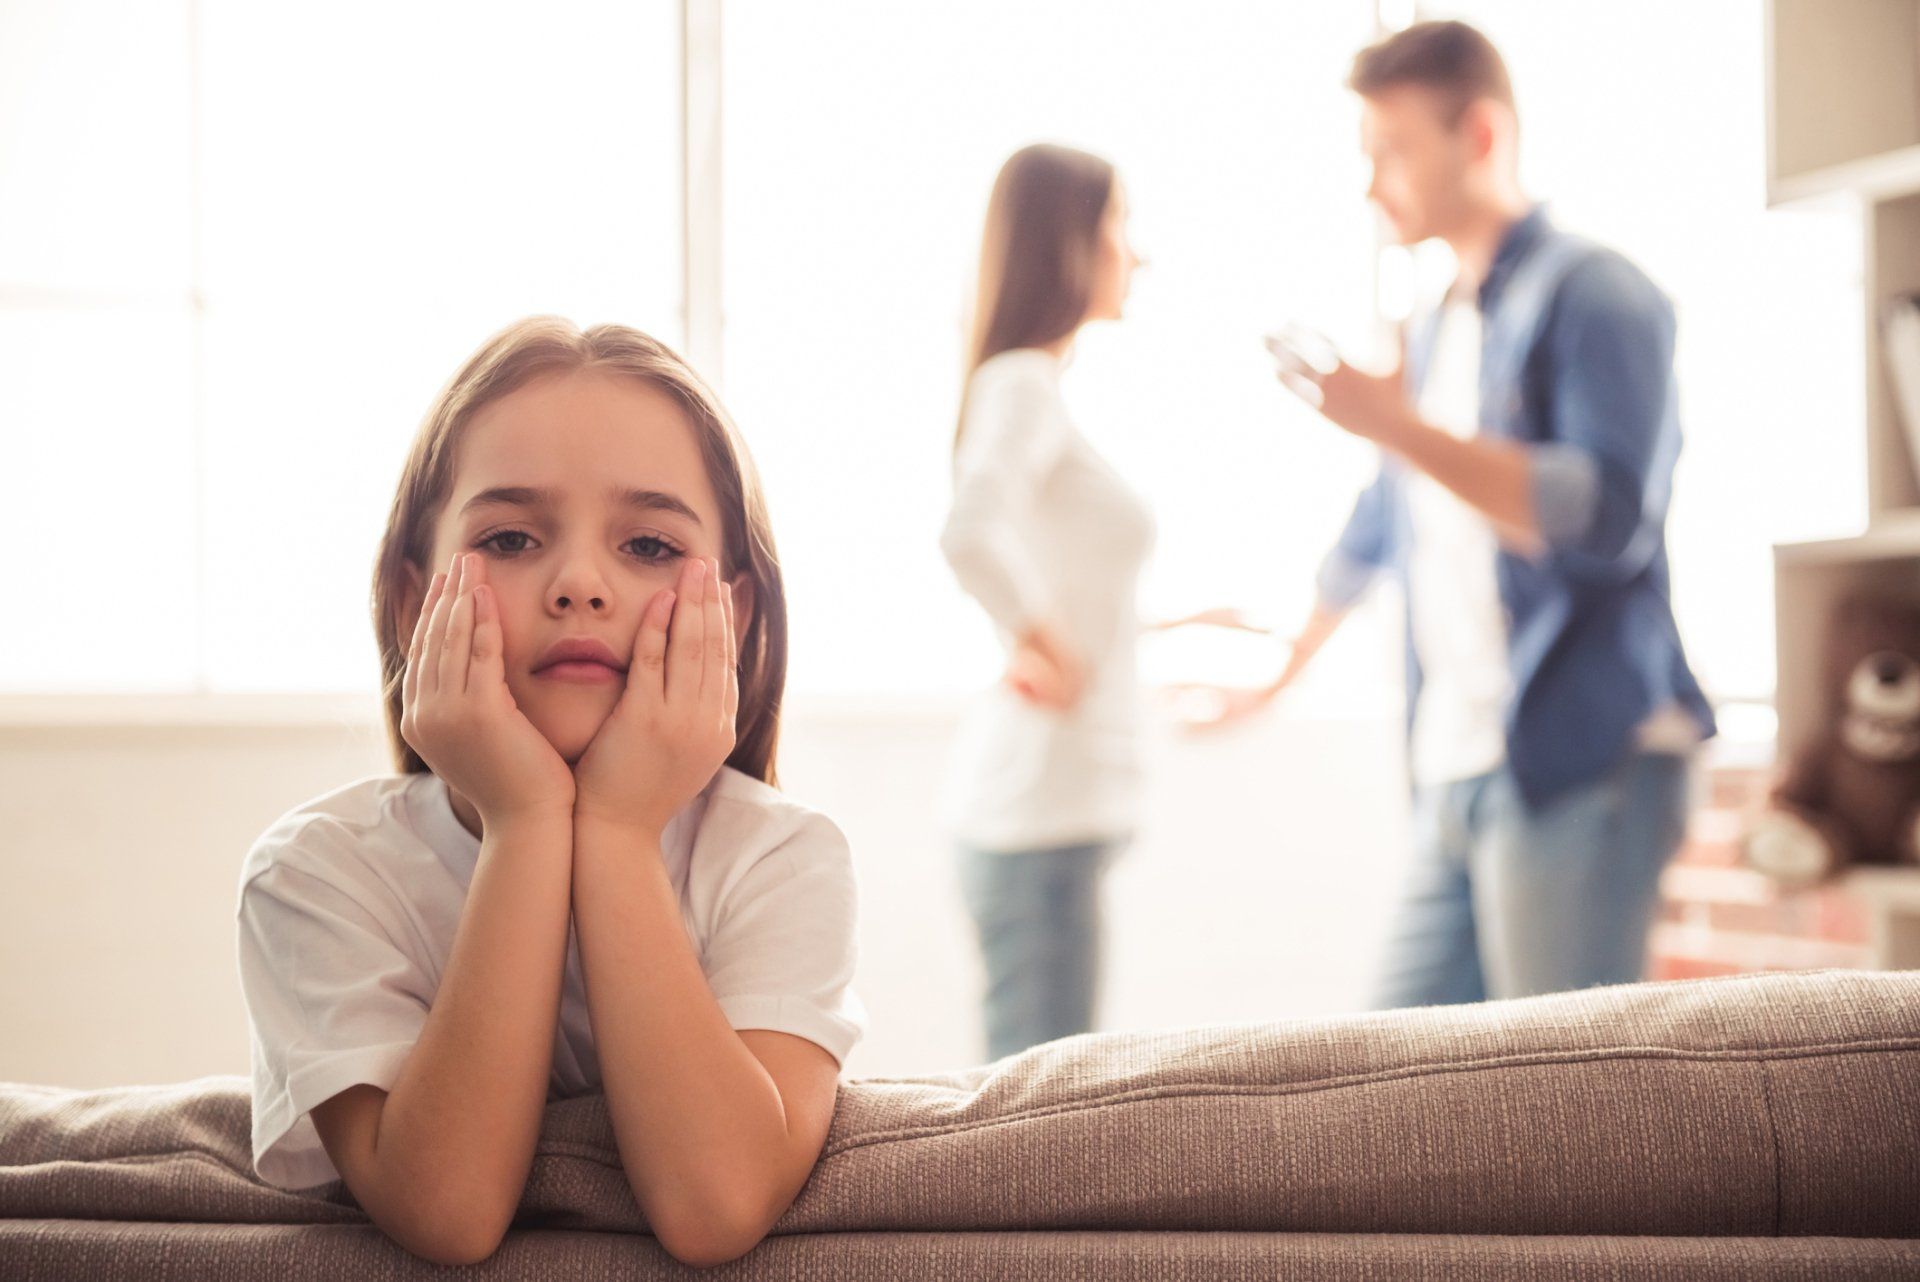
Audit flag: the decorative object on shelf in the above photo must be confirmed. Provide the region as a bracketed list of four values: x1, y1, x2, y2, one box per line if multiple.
[1880, 293, 1920, 497]
[1746, 595, 1920, 885]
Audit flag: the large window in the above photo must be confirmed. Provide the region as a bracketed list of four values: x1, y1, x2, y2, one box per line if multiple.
[1, 1, 1864, 707]
[1, 0, 681, 691]
[1420, 0, 1865, 702]
[721, 0, 1384, 697]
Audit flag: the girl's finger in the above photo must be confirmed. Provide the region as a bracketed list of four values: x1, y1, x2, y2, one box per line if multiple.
[666, 556, 707, 706]
[469, 566, 506, 697]
[720, 578, 739, 724]
[437, 553, 476, 696]
[630, 585, 676, 701]
[404, 570, 447, 711]
[701, 559, 727, 706]
[422, 552, 462, 695]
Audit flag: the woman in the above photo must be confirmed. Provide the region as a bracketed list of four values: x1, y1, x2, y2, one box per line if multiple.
[939, 144, 1153, 1061]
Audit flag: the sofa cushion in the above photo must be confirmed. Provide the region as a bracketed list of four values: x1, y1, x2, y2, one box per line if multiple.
[3, 969, 1917, 1239]
[7, 1224, 1920, 1281]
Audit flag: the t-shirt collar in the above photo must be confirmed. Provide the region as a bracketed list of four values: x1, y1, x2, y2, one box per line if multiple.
[406, 770, 707, 889]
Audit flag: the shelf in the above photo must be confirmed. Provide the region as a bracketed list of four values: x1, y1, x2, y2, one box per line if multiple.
[1769, 143, 1920, 210]
[1845, 865, 1920, 911]
[1766, 4, 1920, 971]
[1770, 518, 1920, 767]
[1773, 511, 1920, 565]
[1840, 866, 1920, 967]
[1768, 0, 1920, 200]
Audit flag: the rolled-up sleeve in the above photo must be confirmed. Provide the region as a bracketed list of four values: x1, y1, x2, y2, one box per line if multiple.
[1531, 254, 1679, 577]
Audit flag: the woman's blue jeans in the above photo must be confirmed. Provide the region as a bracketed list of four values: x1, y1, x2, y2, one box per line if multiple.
[1373, 751, 1693, 1008]
[957, 841, 1114, 1061]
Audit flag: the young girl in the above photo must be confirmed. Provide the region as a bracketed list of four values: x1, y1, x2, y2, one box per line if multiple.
[235, 318, 864, 1268]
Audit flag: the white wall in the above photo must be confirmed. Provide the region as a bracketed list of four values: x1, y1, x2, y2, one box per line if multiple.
[0, 697, 1407, 1088]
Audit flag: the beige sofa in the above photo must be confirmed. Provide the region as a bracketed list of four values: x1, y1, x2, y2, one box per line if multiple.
[4, 968, 1917, 1279]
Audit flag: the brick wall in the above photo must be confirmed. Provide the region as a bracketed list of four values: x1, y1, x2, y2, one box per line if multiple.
[1649, 765, 1874, 980]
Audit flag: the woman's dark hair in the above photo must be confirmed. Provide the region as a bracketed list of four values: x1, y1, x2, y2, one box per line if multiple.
[957, 143, 1115, 448]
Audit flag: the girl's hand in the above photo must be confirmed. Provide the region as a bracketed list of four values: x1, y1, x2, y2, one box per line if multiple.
[401, 552, 576, 828]
[572, 557, 739, 837]
[1004, 621, 1085, 711]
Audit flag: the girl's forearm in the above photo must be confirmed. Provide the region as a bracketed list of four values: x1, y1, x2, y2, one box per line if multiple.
[347, 813, 574, 1255]
[570, 817, 803, 1266]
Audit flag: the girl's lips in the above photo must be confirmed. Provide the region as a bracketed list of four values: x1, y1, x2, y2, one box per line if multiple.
[536, 660, 623, 684]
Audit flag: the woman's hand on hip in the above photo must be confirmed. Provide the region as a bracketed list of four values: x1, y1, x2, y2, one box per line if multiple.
[400, 552, 577, 828]
[1004, 621, 1086, 711]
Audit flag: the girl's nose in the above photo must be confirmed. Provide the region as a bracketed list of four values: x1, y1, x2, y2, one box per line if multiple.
[549, 555, 614, 615]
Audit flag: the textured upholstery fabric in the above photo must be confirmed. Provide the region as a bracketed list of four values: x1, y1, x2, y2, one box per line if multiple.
[6, 1224, 1920, 1281]
[4, 969, 1917, 1277]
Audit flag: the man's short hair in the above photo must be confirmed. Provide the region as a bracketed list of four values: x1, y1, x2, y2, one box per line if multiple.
[1348, 20, 1514, 125]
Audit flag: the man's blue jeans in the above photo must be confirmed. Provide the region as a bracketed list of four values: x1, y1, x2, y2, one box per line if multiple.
[957, 841, 1113, 1061]
[1373, 752, 1692, 1008]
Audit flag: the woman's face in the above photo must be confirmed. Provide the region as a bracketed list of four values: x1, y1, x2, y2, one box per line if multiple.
[411, 367, 750, 763]
[1084, 183, 1140, 324]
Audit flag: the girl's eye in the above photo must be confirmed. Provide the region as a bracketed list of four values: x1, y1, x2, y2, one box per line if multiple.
[477, 529, 534, 555]
[625, 535, 682, 564]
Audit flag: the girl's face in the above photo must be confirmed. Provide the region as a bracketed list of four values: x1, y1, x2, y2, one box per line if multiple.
[410, 367, 751, 763]
[1084, 183, 1140, 324]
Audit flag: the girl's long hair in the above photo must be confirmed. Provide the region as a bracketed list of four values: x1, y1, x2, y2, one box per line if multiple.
[370, 317, 789, 785]
[957, 143, 1115, 449]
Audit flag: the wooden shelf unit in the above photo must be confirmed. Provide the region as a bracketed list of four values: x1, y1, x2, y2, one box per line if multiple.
[1767, 0, 1920, 964]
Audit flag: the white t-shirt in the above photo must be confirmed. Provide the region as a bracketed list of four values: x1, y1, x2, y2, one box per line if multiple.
[938, 348, 1157, 852]
[1406, 297, 1702, 787]
[236, 767, 865, 1190]
[1407, 299, 1511, 787]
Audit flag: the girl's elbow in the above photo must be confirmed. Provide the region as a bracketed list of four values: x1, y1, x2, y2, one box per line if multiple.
[654, 1217, 770, 1269]
[649, 1191, 779, 1269]
[389, 1213, 509, 1268]
[382, 1181, 518, 1266]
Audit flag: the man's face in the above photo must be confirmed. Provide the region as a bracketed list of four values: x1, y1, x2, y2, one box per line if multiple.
[1359, 84, 1475, 246]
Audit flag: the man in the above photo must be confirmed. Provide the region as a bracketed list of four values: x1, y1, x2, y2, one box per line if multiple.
[1221, 20, 1715, 1006]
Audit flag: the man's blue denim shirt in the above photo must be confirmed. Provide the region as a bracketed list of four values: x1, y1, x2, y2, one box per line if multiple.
[1315, 206, 1716, 808]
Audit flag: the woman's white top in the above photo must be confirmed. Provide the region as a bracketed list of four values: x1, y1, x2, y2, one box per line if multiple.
[235, 767, 864, 1190]
[939, 348, 1157, 852]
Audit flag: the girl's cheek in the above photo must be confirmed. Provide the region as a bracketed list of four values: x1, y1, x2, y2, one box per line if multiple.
[652, 557, 696, 582]
[487, 588, 534, 674]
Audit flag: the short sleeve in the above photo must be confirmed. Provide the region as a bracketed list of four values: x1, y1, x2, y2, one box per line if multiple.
[237, 858, 433, 1189]
[701, 814, 866, 1066]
